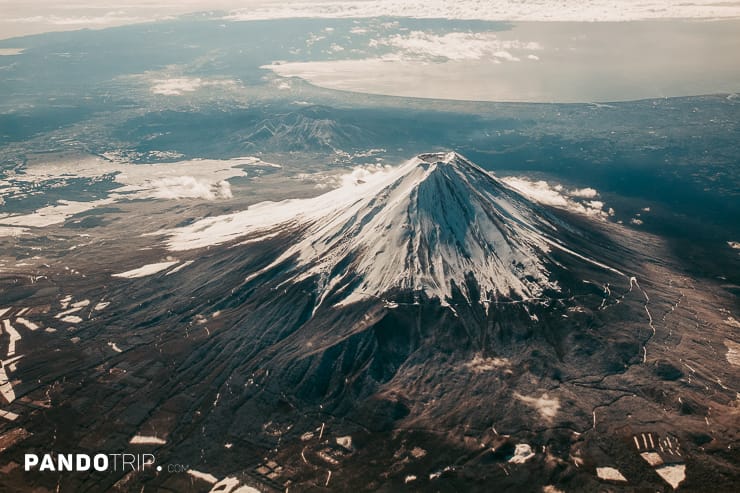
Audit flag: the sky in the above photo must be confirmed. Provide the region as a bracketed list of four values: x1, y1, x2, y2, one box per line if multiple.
[2, 0, 740, 40]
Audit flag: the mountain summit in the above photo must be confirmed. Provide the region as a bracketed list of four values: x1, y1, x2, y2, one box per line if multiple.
[166, 151, 619, 308]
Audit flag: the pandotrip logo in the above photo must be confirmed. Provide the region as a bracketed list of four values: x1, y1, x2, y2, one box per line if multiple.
[24, 453, 156, 473]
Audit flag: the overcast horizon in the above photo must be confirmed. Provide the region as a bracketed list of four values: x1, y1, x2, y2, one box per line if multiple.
[3, 0, 740, 41]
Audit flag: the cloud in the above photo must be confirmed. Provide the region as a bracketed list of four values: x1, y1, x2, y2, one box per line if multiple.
[568, 187, 598, 198]
[10, 12, 144, 27]
[225, 1, 740, 23]
[514, 392, 560, 422]
[151, 78, 203, 95]
[149, 176, 233, 200]
[296, 163, 392, 190]
[492, 50, 520, 62]
[4, 1, 739, 41]
[0, 156, 258, 233]
[150, 77, 237, 96]
[372, 31, 542, 62]
[274, 79, 292, 90]
[501, 176, 612, 219]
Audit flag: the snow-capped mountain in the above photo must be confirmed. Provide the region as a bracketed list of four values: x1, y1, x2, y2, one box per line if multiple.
[9, 151, 737, 493]
[238, 107, 369, 152]
[165, 151, 620, 310]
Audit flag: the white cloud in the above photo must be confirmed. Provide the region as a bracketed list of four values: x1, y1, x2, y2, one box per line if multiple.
[274, 79, 292, 90]
[149, 176, 232, 200]
[0, 156, 258, 233]
[225, 0, 740, 23]
[373, 31, 542, 62]
[492, 50, 519, 62]
[151, 78, 203, 95]
[568, 187, 598, 198]
[11, 12, 143, 27]
[514, 392, 560, 422]
[150, 77, 237, 96]
[501, 177, 612, 219]
[4, 1, 739, 41]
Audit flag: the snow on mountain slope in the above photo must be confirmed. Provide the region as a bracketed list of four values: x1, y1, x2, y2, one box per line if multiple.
[163, 152, 620, 306]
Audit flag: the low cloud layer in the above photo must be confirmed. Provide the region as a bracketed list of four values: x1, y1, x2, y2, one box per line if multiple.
[149, 176, 233, 200]
[501, 176, 613, 219]
[4, 1, 740, 40]
[371, 31, 543, 62]
[150, 77, 238, 96]
[0, 155, 260, 232]
[226, 0, 740, 23]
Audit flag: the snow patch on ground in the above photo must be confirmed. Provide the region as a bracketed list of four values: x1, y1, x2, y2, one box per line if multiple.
[188, 469, 218, 484]
[0, 366, 16, 403]
[640, 451, 663, 467]
[2, 320, 21, 357]
[94, 302, 110, 311]
[596, 466, 627, 482]
[0, 198, 117, 228]
[0, 409, 19, 421]
[724, 339, 740, 366]
[165, 260, 194, 276]
[15, 318, 38, 331]
[656, 464, 686, 489]
[129, 435, 166, 445]
[113, 261, 179, 279]
[207, 477, 261, 493]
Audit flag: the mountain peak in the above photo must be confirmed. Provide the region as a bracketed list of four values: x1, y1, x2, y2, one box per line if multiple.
[416, 151, 476, 169]
[165, 152, 618, 310]
[418, 151, 461, 164]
